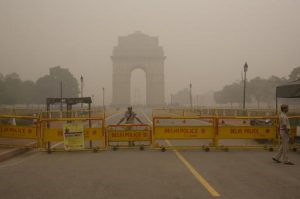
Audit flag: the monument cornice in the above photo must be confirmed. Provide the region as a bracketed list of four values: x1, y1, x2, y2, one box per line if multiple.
[111, 56, 166, 60]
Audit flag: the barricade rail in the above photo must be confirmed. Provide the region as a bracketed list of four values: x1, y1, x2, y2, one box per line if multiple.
[0, 107, 44, 116]
[152, 115, 299, 151]
[215, 116, 278, 151]
[0, 115, 40, 148]
[1, 113, 299, 152]
[152, 108, 276, 117]
[153, 116, 216, 151]
[40, 110, 105, 119]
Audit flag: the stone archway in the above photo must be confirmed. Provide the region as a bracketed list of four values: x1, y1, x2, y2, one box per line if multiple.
[111, 31, 166, 107]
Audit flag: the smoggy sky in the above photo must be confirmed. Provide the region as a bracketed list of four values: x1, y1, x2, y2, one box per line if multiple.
[0, 0, 299, 105]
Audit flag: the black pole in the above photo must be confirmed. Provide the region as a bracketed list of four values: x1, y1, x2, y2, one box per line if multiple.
[243, 71, 246, 109]
[102, 87, 105, 112]
[243, 62, 248, 110]
[275, 88, 278, 114]
[80, 75, 83, 108]
[189, 83, 193, 108]
[60, 80, 63, 111]
[46, 103, 50, 128]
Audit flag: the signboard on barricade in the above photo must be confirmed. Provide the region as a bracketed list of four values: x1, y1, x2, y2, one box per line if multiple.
[63, 124, 84, 150]
[43, 128, 104, 142]
[107, 128, 151, 142]
[154, 126, 214, 139]
[0, 125, 37, 139]
[217, 126, 277, 139]
[106, 124, 152, 144]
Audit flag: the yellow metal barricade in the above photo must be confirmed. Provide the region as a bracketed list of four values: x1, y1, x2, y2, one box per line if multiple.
[0, 115, 40, 148]
[106, 124, 152, 150]
[216, 116, 278, 151]
[40, 117, 105, 153]
[152, 116, 216, 151]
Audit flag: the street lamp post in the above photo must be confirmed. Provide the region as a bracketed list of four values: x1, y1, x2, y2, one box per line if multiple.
[189, 83, 193, 108]
[80, 75, 84, 108]
[60, 80, 63, 111]
[243, 62, 248, 109]
[102, 87, 105, 112]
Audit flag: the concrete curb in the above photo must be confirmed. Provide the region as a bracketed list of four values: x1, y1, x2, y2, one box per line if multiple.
[0, 148, 30, 162]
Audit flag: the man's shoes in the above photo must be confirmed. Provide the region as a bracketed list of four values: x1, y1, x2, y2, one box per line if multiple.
[272, 157, 281, 163]
[283, 161, 295, 165]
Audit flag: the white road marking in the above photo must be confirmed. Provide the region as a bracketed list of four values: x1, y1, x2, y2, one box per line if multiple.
[0, 150, 39, 169]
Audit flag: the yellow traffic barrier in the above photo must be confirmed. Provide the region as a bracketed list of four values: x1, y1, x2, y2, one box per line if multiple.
[2, 110, 299, 153]
[40, 117, 105, 153]
[152, 116, 216, 151]
[215, 116, 278, 151]
[0, 115, 40, 148]
[106, 124, 152, 150]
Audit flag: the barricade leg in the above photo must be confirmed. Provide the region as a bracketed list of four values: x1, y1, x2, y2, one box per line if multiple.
[47, 142, 51, 153]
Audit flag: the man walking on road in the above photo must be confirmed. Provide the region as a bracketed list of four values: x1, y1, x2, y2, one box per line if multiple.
[272, 104, 295, 165]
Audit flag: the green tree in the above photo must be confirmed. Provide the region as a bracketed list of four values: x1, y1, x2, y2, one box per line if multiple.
[214, 82, 250, 106]
[35, 66, 79, 103]
[248, 77, 270, 108]
[288, 66, 300, 81]
[20, 80, 37, 105]
[0, 73, 4, 104]
[1, 73, 22, 104]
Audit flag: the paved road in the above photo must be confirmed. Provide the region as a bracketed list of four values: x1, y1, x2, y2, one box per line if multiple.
[0, 147, 299, 199]
[0, 108, 300, 199]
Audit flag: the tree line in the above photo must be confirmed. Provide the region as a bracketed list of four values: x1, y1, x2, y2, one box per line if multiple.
[214, 66, 300, 108]
[0, 66, 79, 105]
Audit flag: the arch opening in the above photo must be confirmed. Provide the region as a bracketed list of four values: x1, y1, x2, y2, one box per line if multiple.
[130, 68, 146, 106]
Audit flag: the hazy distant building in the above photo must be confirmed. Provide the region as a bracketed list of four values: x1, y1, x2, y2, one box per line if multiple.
[111, 31, 166, 107]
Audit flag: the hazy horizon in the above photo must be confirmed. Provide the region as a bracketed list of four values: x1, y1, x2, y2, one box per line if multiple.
[1, 0, 299, 105]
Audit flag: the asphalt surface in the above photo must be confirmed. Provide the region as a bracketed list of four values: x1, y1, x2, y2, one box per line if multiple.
[0, 108, 300, 199]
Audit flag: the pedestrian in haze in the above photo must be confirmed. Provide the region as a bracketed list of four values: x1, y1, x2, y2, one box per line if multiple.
[117, 106, 143, 125]
[272, 104, 295, 165]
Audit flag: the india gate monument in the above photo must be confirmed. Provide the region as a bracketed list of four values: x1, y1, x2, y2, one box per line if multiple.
[111, 31, 166, 107]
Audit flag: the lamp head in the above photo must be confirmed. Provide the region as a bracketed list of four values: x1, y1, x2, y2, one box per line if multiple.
[244, 62, 248, 72]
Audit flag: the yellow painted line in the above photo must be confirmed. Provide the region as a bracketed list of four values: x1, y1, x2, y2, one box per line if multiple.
[165, 140, 220, 197]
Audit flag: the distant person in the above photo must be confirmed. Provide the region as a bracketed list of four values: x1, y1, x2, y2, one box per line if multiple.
[117, 106, 143, 125]
[32, 113, 38, 125]
[272, 104, 294, 165]
[117, 106, 143, 146]
[10, 117, 16, 126]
